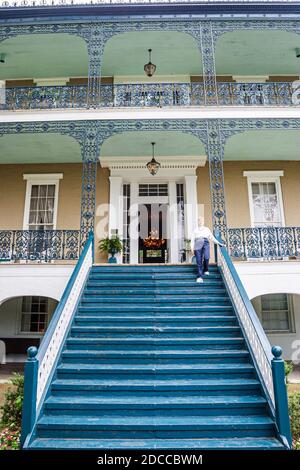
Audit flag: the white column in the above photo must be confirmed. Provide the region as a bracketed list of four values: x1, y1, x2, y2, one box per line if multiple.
[184, 175, 198, 242]
[168, 181, 179, 264]
[129, 182, 139, 264]
[109, 176, 123, 263]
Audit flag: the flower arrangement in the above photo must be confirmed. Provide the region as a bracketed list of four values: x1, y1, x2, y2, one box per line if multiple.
[143, 230, 165, 249]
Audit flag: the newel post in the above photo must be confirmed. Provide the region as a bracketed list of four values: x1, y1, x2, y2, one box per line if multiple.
[271, 346, 292, 447]
[20, 346, 38, 448]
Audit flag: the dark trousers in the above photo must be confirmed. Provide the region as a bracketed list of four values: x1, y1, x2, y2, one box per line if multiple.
[194, 239, 210, 278]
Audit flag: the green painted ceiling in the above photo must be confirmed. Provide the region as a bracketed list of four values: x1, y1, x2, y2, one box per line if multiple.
[0, 34, 88, 80]
[2, 29, 300, 80]
[102, 32, 202, 76]
[216, 30, 300, 75]
[1, 130, 300, 164]
[100, 131, 205, 157]
[225, 130, 300, 161]
[0, 134, 81, 164]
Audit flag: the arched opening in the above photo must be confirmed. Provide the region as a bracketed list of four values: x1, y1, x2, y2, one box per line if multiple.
[102, 31, 202, 107]
[0, 295, 58, 363]
[251, 292, 300, 360]
[0, 33, 88, 81]
[0, 33, 89, 110]
[215, 30, 300, 105]
[99, 130, 206, 264]
[0, 132, 82, 262]
[223, 129, 300, 260]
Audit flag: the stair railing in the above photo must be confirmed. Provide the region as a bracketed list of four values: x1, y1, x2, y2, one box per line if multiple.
[214, 231, 292, 448]
[20, 233, 94, 447]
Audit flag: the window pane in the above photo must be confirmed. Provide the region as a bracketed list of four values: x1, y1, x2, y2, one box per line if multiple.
[28, 184, 56, 230]
[261, 293, 291, 332]
[20, 296, 49, 333]
[251, 181, 282, 226]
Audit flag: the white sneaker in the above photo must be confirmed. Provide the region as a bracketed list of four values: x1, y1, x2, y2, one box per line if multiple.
[196, 277, 203, 283]
[204, 271, 210, 275]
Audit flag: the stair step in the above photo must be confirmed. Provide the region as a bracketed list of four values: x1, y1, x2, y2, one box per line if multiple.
[36, 415, 276, 439]
[45, 394, 266, 408]
[84, 288, 227, 296]
[70, 326, 241, 337]
[74, 315, 238, 326]
[52, 378, 261, 392]
[44, 395, 267, 416]
[87, 280, 224, 288]
[29, 437, 285, 450]
[80, 297, 231, 305]
[61, 349, 250, 365]
[74, 315, 238, 328]
[88, 273, 222, 280]
[91, 265, 218, 272]
[57, 363, 255, 379]
[77, 305, 234, 314]
[67, 336, 244, 343]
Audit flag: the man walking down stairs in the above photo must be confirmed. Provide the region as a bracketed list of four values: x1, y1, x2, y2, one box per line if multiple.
[26, 264, 286, 450]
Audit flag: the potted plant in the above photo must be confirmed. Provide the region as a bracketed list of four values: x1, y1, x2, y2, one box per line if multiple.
[99, 236, 123, 263]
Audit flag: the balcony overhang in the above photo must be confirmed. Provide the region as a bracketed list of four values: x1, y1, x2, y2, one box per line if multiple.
[1, 106, 300, 123]
[2, 2, 300, 22]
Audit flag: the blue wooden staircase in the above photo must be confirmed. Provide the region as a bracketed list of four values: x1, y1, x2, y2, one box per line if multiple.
[22, 252, 291, 450]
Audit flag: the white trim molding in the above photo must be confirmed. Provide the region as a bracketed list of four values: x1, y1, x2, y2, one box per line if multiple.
[22, 173, 63, 230]
[243, 171, 284, 178]
[23, 173, 63, 182]
[243, 170, 285, 228]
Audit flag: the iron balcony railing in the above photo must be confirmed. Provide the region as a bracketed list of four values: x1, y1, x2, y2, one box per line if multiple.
[228, 226, 300, 260]
[0, 230, 80, 262]
[0, 81, 295, 110]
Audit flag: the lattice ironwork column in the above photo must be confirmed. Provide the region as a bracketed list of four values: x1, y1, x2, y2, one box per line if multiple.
[85, 25, 107, 108]
[199, 22, 218, 106]
[80, 132, 99, 246]
[205, 120, 227, 241]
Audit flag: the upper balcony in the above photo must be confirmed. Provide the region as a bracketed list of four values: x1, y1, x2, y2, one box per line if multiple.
[1, 28, 300, 111]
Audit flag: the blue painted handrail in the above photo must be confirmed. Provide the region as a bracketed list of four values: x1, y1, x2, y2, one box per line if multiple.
[214, 230, 292, 448]
[20, 232, 94, 447]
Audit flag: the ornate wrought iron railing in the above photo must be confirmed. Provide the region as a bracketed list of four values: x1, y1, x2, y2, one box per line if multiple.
[21, 232, 94, 447]
[215, 232, 292, 448]
[0, 230, 80, 262]
[228, 226, 300, 260]
[0, 81, 295, 110]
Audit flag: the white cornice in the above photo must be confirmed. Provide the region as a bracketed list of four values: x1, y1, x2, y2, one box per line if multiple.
[1, 107, 300, 123]
[100, 155, 207, 169]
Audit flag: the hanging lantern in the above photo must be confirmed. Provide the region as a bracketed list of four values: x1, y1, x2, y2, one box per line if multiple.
[144, 49, 156, 77]
[146, 142, 161, 176]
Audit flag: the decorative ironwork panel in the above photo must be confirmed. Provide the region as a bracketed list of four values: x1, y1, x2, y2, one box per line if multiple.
[85, 25, 107, 108]
[0, 85, 87, 110]
[199, 23, 218, 106]
[0, 230, 80, 262]
[80, 129, 100, 246]
[114, 83, 191, 108]
[0, 82, 295, 110]
[0, 230, 13, 260]
[228, 227, 300, 260]
[205, 120, 227, 241]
